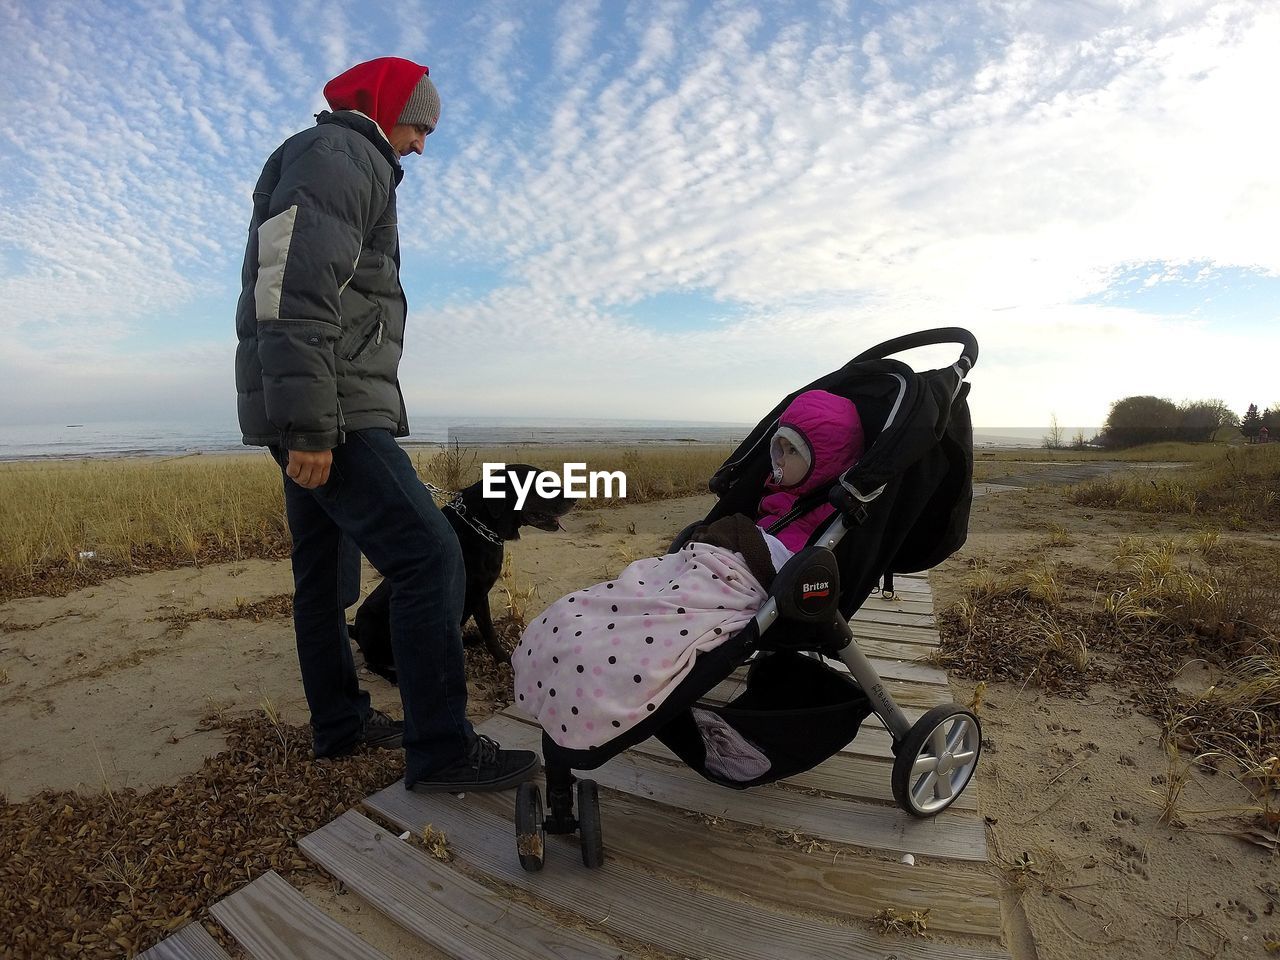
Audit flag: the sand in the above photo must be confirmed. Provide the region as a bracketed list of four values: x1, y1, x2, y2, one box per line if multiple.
[930, 476, 1280, 958]
[2, 465, 1277, 958]
[0, 493, 707, 801]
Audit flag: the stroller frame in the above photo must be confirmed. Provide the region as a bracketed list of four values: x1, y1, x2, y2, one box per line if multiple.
[517, 329, 983, 871]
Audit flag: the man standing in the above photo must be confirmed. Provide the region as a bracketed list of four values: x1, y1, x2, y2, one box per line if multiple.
[234, 57, 538, 792]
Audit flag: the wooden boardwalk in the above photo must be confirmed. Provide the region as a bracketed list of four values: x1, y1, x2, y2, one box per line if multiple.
[142, 572, 1010, 960]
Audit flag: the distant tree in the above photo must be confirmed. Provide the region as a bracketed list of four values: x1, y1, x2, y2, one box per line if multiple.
[1042, 414, 1064, 450]
[1176, 399, 1238, 443]
[1241, 403, 1263, 441]
[1072, 429, 1088, 449]
[1099, 396, 1180, 449]
[1263, 404, 1280, 434]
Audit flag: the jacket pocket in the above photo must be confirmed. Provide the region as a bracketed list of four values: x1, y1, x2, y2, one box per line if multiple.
[346, 307, 384, 362]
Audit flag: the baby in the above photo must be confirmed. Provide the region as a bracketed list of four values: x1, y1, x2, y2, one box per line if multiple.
[757, 389, 866, 569]
[513, 389, 864, 752]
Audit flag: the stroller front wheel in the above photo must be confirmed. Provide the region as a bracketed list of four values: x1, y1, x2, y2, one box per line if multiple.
[576, 779, 604, 868]
[515, 781, 546, 872]
[892, 704, 982, 818]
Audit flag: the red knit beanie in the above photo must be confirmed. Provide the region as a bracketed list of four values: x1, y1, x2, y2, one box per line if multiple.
[323, 57, 432, 138]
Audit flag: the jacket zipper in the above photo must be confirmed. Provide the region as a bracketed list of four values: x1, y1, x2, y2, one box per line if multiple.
[348, 316, 384, 361]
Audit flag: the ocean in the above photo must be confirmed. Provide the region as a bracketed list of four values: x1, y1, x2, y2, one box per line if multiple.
[0, 419, 1099, 462]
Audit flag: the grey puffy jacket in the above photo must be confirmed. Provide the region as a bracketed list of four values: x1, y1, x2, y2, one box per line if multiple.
[235, 110, 410, 450]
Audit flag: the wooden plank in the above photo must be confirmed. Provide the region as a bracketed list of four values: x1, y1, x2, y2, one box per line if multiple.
[851, 620, 942, 646]
[861, 572, 932, 591]
[852, 711, 992, 761]
[854, 625, 941, 647]
[696, 683, 930, 723]
[484, 790, 998, 940]
[853, 636, 948, 662]
[732, 654, 951, 686]
[860, 593, 936, 615]
[874, 575, 932, 596]
[704, 675, 948, 710]
[365, 787, 1009, 960]
[136, 924, 231, 960]
[582, 724, 978, 810]
[300, 811, 626, 960]
[502, 700, 902, 761]
[210, 870, 388, 960]
[852, 607, 937, 628]
[479, 715, 988, 861]
[858, 656, 949, 685]
[754, 620, 941, 653]
[863, 639, 941, 659]
[508, 694, 967, 765]
[856, 656, 949, 685]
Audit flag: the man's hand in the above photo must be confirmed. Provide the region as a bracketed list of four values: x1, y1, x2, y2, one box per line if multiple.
[286, 449, 333, 489]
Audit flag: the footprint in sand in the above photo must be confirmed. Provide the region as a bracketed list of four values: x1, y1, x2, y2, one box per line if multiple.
[1104, 836, 1149, 878]
[1225, 899, 1259, 924]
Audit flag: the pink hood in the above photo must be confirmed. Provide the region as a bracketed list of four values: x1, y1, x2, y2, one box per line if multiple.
[757, 390, 865, 552]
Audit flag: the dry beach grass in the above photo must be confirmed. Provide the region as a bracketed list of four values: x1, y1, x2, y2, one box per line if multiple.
[0, 443, 732, 603]
[2, 441, 1279, 958]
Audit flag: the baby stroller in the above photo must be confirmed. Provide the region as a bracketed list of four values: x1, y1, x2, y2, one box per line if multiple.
[514, 328, 981, 870]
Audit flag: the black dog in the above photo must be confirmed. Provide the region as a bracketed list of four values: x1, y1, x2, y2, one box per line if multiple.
[348, 464, 573, 682]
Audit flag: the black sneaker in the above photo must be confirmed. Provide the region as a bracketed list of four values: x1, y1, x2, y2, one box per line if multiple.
[410, 734, 540, 792]
[359, 708, 404, 750]
[317, 708, 404, 759]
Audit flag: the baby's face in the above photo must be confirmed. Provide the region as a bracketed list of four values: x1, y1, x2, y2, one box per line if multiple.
[770, 434, 809, 486]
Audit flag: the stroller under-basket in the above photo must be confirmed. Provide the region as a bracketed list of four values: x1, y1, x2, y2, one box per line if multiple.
[513, 327, 982, 871]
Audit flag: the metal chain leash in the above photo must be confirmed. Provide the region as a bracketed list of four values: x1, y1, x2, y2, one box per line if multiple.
[424, 481, 505, 546]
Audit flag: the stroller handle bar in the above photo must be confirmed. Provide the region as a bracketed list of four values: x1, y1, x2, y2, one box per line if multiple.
[852, 327, 979, 375]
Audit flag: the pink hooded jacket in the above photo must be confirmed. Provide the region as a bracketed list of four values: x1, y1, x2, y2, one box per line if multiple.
[756, 390, 866, 552]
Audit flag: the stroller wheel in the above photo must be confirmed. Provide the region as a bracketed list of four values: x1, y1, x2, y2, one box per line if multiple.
[576, 779, 604, 868]
[892, 704, 982, 818]
[515, 781, 546, 872]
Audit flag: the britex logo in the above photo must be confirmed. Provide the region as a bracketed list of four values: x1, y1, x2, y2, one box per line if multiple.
[483, 462, 627, 510]
[801, 580, 831, 599]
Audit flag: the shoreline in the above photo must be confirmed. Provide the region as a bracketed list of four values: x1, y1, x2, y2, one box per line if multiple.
[0, 440, 735, 467]
[0, 438, 1063, 466]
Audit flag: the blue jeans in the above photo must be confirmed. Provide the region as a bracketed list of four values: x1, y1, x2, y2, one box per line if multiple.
[271, 428, 473, 783]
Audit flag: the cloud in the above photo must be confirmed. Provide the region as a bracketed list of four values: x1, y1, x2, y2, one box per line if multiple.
[628, 0, 683, 75]
[468, 13, 523, 108]
[398, 0, 1279, 423]
[1, 0, 1277, 433]
[554, 0, 601, 73]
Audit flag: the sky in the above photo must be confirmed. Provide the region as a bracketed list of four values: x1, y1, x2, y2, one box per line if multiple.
[0, 0, 1277, 433]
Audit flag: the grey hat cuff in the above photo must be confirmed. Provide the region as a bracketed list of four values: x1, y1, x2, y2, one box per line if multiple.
[397, 74, 440, 130]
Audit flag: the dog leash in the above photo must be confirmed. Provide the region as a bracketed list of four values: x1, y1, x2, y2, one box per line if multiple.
[424, 481, 505, 546]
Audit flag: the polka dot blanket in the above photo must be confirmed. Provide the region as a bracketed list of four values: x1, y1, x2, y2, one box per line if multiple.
[513, 542, 769, 750]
